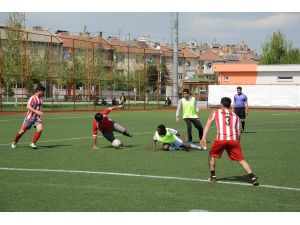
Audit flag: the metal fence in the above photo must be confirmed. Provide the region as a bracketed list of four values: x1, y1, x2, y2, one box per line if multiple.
[0, 27, 201, 112]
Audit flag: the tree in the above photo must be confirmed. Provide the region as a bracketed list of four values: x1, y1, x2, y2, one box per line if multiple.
[147, 64, 158, 93]
[160, 59, 170, 94]
[1, 12, 25, 97]
[260, 31, 300, 64]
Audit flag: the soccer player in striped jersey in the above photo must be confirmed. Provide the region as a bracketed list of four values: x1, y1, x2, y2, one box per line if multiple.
[93, 105, 133, 149]
[11, 84, 46, 149]
[200, 97, 259, 186]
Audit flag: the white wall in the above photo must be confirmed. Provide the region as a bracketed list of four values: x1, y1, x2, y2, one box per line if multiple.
[256, 71, 300, 84]
[208, 85, 300, 108]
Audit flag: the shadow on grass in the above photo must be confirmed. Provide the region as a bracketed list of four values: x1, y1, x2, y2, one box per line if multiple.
[242, 131, 257, 134]
[38, 144, 73, 149]
[105, 144, 140, 148]
[217, 174, 252, 183]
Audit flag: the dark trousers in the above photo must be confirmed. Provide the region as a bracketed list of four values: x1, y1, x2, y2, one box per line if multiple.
[184, 118, 203, 142]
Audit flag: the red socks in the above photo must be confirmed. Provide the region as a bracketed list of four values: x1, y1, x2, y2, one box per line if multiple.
[14, 131, 25, 143]
[32, 131, 42, 144]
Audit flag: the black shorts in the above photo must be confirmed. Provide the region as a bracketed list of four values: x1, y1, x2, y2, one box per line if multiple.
[234, 108, 246, 119]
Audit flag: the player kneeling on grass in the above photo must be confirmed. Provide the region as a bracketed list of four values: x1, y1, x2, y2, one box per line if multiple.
[200, 97, 259, 186]
[93, 105, 133, 149]
[152, 124, 206, 152]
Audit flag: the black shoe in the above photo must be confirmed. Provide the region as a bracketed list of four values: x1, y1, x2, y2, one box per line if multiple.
[209, 176, 217, 183]
[251, 177, 259, 186]
[123, 132, 133, 137]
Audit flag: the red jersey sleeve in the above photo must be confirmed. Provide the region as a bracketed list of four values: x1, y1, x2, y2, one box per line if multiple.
[93, 119, 98, 136]
[101, 108, 112, 116]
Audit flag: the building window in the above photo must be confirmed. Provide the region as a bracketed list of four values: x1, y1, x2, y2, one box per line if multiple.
[277, 76, 293, 82]
[178, 73, 183, 80]
[224, 76, 230, 82]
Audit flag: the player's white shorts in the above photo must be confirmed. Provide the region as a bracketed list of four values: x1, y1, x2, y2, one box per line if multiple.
[169, 137, 183, 149]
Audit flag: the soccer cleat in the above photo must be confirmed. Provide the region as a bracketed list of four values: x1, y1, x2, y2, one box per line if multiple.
[251, 177, 259, 186]
[11, 142, 17, 149]
[200, 146, 207, 151]
[209, 176, 217, 183]
[29, 143, 38, 149]
[123, 132, 133, 137]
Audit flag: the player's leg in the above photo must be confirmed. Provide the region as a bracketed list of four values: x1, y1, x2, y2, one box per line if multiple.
[11, 120, 31, 148]
[208, 140, 225, 183]
[237, 108, 246, 132]
[191, 118, 203, 141]
[170, 138, 189, 151]
[113, 122, 133, 137]
[209, 155, 217, 183]
[227, 141, 259, 186]
[103, 131, 115, 143]
[183, 118, 193, 143]
[181, 142, 202, 151]
[237, 160, 259, 186]
[29, 121, 43, 149]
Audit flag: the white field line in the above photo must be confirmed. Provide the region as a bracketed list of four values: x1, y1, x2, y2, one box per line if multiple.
[0, 131, 157, 146]
[0, 167, 299, 192]
[0, 116, 93, 122]
[1, 126, 300, 146]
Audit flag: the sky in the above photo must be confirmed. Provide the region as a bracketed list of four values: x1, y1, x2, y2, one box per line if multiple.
[1, 12, 300, 54]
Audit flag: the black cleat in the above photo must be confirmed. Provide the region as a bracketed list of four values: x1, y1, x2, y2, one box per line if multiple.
[251, 177, 259, 186]
[123, 132, 133, 137]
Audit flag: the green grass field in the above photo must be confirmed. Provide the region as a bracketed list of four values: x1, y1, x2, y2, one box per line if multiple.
[0, 109, 300, 212]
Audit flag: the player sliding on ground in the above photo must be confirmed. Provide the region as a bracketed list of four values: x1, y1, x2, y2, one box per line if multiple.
[152, 124, 206, 152]
[200, 97, 259, 186]
[93, 105, 133, 149]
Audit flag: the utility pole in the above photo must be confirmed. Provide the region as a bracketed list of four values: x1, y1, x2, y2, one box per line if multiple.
[172, 12, 179, 106]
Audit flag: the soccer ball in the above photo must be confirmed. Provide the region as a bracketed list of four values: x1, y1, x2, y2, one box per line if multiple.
[112, 139, 122, 149]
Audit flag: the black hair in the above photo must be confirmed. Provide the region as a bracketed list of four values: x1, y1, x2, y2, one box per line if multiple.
[237, 86, 242, 90]
[36, 84, 46, 92]
[157, 124, 166, 135]
[95, 113, 103, 122]
[221, 97, 232, 108]
[182, 88, 190, 94]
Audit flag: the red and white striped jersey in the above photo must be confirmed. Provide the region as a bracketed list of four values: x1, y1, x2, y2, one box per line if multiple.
[25, 95, 43, 120]
[208, 108, 240, 141]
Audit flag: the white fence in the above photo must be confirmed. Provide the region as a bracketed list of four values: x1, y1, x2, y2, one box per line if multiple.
[208, 85, 300, 108]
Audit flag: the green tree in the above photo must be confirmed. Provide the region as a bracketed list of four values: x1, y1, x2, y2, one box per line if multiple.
[260, 31, 300, 64]
[1, 12, 25, 97]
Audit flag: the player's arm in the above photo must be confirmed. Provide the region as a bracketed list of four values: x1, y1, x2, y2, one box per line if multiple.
[93, 135, 98, 149]
[236, 119, 241, 141]
[232, 99, 236, 111]
[200, 118, 213, 148]
[152, 139, 158, 152]
[195, 99, 199, 114]
[93, 122, 98, 149]
[175, 99, 182, 122]
[109, 105, 123, 110]
[244, 101, 249, 115]
[177, 132, 185, 142]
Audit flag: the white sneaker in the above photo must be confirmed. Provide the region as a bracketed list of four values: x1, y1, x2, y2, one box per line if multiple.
[29, 143, 38, 149]
[11, 142, 17, 149]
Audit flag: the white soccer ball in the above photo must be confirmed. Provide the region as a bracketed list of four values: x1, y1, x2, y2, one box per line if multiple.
[112, 139, 122, 148]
